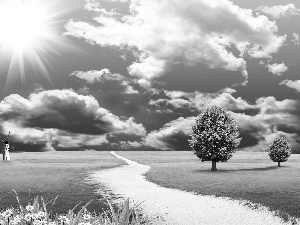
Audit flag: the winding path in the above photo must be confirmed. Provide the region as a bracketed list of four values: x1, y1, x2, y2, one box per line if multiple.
[88, 151, 296, 225]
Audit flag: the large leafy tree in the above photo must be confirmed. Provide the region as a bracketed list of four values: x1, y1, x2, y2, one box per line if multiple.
[189, 105, 241, 171]
[269, 135, 292, 167]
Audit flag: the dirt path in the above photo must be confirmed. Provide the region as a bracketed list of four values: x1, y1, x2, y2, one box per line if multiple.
[88, 151, 297, 225]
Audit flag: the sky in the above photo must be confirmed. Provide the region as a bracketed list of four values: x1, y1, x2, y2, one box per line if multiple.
[0, 0, 299, 153]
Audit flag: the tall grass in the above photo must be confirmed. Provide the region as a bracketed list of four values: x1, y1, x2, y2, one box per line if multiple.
[0, 191, 149, 225]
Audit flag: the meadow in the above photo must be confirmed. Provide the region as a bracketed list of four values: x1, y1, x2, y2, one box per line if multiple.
[116, 151, 300, 219]
[0, 151, 123, 214]
[1, 150, 300, 222]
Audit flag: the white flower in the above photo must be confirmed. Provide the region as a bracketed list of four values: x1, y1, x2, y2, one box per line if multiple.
[58, 216, 70, 224]
[32, 213, 39, 220]
[37, 211, 45, 218]
[24, 213, 33, 221]
[26, 205, 35, 212]
[82, 214, 92, 221]
[12, 215, 21, 223]
[5, 209, 13, 215]
[78, 222, 91, 225]
[33, 220, 42, 225]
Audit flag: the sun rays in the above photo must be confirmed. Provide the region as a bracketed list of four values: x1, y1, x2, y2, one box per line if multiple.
[0, 0, 70, 91]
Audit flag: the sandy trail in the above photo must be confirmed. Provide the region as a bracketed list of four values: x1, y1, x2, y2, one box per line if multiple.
[87, 151, 297, 225]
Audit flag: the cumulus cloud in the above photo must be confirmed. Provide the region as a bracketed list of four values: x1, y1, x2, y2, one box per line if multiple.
[70, 69, 140, 94]
[267, 62, 288, 76]
[280, 80, 300, 93]
[257, 4, 300, 19]
[0, 89, 146, 151]
[144, 96, 300, 152]
[143, 117, 195, 150]
[144, 91, 300, 152]
[292, 33, 300, 46]
[70, 68, 125, 84]
[119, 141, 143, 149]
[150, 90, 256, 113]
[65, 0, 286, 85]
[84, 0, 121, 17]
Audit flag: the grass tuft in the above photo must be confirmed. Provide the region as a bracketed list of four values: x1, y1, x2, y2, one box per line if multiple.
[0, 191, 149, 225]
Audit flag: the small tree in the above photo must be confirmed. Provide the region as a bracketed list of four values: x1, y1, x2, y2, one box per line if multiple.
[189, 105, 241, 171]
[269, 135, 292, 167]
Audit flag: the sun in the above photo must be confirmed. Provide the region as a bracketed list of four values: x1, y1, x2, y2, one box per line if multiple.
[0, 0, 68, 90]
[0, 2, 48, 52]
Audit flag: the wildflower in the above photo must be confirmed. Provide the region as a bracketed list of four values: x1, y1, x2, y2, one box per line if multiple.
[32, 213, 39, 220]
[26, 205, 35, 212]
[33, 220, 43, 225]
[82, 213, 92, 221]
[37, 211, 45, 219]
[4, 209, 13, 215]
[24, 213, 33, 221]
[12, 215, 21, 223]
[58, 216, 70, 224]
[78, 222, 91, 225]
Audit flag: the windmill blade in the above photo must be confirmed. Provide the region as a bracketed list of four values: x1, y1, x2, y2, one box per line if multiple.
[6, 131, 10, 141]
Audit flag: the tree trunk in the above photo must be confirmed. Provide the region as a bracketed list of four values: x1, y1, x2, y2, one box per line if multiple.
[278, 161, 281, 167]
[211, 161, 217, 171]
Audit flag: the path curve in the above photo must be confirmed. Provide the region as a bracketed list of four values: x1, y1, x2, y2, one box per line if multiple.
[87, 151, 297, 225]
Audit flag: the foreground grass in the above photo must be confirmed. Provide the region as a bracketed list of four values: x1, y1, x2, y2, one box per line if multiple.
[0, 151, 123, 214]
[116, 151, 300, 219]
[0, 194, 148, 225]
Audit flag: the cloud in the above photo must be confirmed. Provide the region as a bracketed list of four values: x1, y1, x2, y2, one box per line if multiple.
[150, 90, 256, 113]
[232, 111, 300, 153]
[292, 33, 300, 46]
[0, 89, 146, 151]
[280, 80, 300, 93]
[84, 0, 121, 17]
[119, 141, 143, 149]
[70, 68, 125, 84]
[65, 0, 286, 85]
[257, 4, 300, 19]
[143, 117, 195, 150]
[145, 92, 300, 152]
[70, 69, 140, 94]
[266, 62, 288, 76]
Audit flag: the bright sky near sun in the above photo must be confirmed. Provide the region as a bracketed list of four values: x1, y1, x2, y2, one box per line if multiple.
[0, 0, 75, 90]
[0, 2, 46, 51]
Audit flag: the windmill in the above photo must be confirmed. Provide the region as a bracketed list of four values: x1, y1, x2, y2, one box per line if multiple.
[1, 131, 13, 161]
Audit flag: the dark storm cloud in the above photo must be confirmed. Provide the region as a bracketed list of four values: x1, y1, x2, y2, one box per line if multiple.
[0, 89, 146, 151]
[133, 91, 300, 152]
[142, 117, 194, 150]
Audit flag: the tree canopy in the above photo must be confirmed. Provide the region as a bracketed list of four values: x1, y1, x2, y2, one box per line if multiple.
[189, 105, 241, 170]
[269, 135, 292, 167]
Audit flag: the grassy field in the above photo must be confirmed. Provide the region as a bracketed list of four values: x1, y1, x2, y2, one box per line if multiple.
[116, 151, 300, 219]
[0, 151, 123, 214]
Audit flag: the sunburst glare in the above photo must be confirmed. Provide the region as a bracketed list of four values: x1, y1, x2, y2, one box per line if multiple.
[0, 0, 71, 91]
